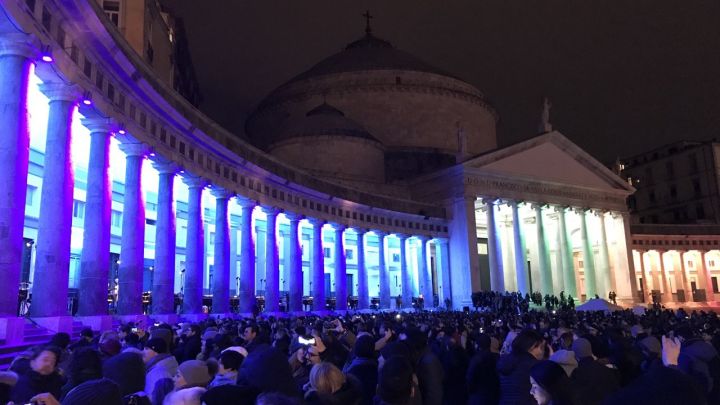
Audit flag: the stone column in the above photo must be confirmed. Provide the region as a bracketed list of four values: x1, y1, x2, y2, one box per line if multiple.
[77, 118, 114, 317]
[355, 229, 369, 310]
[596, 211, 612, 298]
[237, 197, 256, 313]
[0, 34, 37, 317]
[30, 83, 80, 318]
[486, 199, 505, 292]
[578, 208, 597, 299]
[678, 251, 692, 299]
[262, 206, 280, 312]
[211, 188, 233, 314]
[637, 250, 650, 302]
[535, 204, 553, 295]
[435, 238, 452, 306]
[332, 224, 347, 310]
[396, 233, 410, 309]
[417, 236, 433, 304]
[374, 231, 388, 309]
[182, 175, 207, 314]
[309, 218, 326, 311]
[701, 251, 715, 302]
[285, 212, 303, 312]
[511, 202, 530, 295]
[657, 251, 672, 303]
[150, 160, 179, 315]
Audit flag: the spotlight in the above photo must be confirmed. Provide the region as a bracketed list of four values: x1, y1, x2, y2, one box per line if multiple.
[40, 45, 53, 63]
[116, 123, 126, 135]
[81, 91, 92, 105]
[149, 152, 156, 157]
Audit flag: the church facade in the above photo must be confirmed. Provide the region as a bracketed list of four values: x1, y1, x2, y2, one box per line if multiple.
[0, 0, 639, 339]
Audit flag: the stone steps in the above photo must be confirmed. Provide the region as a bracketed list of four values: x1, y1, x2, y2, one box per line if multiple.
[0, 319, 87, 370]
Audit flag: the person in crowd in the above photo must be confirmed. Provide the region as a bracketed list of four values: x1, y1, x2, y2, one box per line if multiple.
[466, 333, 500, 405]
[0, 371, 18, 404]
[60, 346, 102, 399]
[289, 340, 321, 391]
[68, 328, 94, 352]
[173, 360, 211, 391]
[570, 337, 619, 405]
[303, 362, 361, 405]
[376, 356, 416, 405]
[208, 348, 244, 388]
[529, 360, 577, 405]
[343, 334, 377, 405]
[162, 386, 206, 405]
[676, 325, 720, 403]
[174, 324, 202, 363]
[497, 329, 544, 405]
[241, 323, 261, 353]
[10, 345, 64, 404]
[103, 351, 151, 405]
[402, 327, 443, 405]
[143, 337, 179, 400]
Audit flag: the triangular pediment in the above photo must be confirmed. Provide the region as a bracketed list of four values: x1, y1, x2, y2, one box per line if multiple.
[463, 131, 634, 193]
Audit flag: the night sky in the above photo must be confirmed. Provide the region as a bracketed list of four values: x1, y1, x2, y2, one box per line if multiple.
[163, 0, 720, 163]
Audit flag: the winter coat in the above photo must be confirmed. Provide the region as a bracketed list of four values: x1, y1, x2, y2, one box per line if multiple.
[604, 365, 707, 405]
[304, 374, 363, 405]
[145, 354, 179, 400]
[679, 338, 720, 404]
[207, 370, 237, 388]
[496, 351, 537, 405]
[571, 357, 620, 405]
[416, 347, 444, 405]
[345, 357, 378, 405]
[175, 335, 201, 363]
[10, 369, 64, 404]
[466, 349, 500, 405]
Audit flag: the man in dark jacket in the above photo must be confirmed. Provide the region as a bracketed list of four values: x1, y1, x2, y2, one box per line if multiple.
[497, 330, 543, 405]
[404, 328, 443, 405]
[466, 334, 500, 405]
[174, 324, 202, 362]
[344, 335, 378, 405]
[571, 338, 620, 405]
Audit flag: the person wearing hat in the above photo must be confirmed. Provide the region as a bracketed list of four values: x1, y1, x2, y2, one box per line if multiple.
[208, 349, 244, 388]
[174, 360, 211, 390]
[570, 338, 619, 405]
[638, 335, 663, 372]
[68, 328, 94, 352]
[61, 378, 124, 405]
[103, 351, 151, 405]
[143, 337, 179, 400]
[343, 335, 378, 405]
[549, 349, 578, 377]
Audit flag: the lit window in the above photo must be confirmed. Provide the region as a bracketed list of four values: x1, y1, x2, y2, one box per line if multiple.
[26, 185, 37, 206]
[102, 1, 120, 26]
[72, 200, 85, 219]
[392, 253, 400, 262]
[345, 249, 354, 260]
[323, 247, 331, 258]
[111, 210, 122, 227]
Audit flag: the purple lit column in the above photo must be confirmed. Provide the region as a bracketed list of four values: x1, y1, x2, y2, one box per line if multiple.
[417, 236, 433, 304]
[182, 175, 207, 314]
[77, 118, 114, 316]
[397, 234, 411, 308]
[378, 232, 391, 309]
[285, 212, 303, 312]
[262, 206, 280, 312]
[116, 142, 147, 315]
[211, 188, 233, 314]
[30, 83, 79, 318]
[309, 218, 326, 311]
[237, 197, 256, 313]
[151, 160, 179, 315]
[332, 223, 347, 310]
[355, 229, 369, 310]
[0, 34, 37, 316]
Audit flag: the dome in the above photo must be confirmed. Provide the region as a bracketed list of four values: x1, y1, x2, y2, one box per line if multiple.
[286, 33, 457, 84]
[278, 102, 379, 143]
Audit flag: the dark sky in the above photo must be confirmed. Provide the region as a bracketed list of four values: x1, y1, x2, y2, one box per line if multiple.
[163, 0, 720, 163]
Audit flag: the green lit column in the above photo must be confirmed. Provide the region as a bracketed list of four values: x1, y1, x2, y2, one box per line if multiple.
[579, 208, 597, 299]
[556, 206, 578, 297]
[534, 204, 553, 295]
[597, 211, 612, 298]
[511, 201, 529, 295]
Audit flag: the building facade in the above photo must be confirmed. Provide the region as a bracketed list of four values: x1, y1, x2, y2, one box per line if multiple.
[0, 0, 639, 341]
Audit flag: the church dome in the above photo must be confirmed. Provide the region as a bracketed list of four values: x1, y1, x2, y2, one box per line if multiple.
[279, 101, 379, 142]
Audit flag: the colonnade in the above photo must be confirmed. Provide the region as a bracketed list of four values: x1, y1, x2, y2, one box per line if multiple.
[0, 36, 451, 319]
[634, 249, 720, 303]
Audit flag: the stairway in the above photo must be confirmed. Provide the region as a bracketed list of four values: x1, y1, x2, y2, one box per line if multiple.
[0, 319, 87, 370]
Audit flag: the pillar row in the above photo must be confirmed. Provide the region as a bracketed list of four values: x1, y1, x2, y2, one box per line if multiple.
[535, 204, 553, 296]
[237, 197, 256, 313]
[285, 212, 303, 312]
[355, 229, 368, 310]
[211, 188, 233, 314]
[182, 175, 207, 314]
[309, 218, 325, 311]
[395, 233, 408, 309]
[150, 160, 179, 315]
[417, 236, 433, 303]
[579, 209, 597, 299]
[511, 202, 530, 295]
[262, 206, 280, 312]
[435, 238, 451, 305]
[332, 223, 347, 310]
[486, 199, 504, 292]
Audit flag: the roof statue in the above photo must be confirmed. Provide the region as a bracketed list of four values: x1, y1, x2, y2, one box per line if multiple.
[363, 10, 373, 35]
[538, 96, 553, 134]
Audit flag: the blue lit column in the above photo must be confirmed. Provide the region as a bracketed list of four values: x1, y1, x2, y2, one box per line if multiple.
[0, 34, 37, 317]
[434, 238, 452, 305]
[150, 159, 179, 315]
[579, 208, 597, 299]
[211, 188, 233, 314]
[377, 231, 391, 309]
[397, 233, 411, 308]
[332, 223, 347, 311]
[556, 206, 578, 297]
[237, 197, 256, 313]
[30, 83, 80, 318]
[285, 212, 303, 312]
[416, 236, 433, 304]
[115, 142, 148, 315]
[262, 206, 280, 312]
[486, 199, 505, 292]
[355, 229, 369, 310]
[77, 118, 114, 316]
[182, 175, 207, 314]
[511, 202, 530, 295]
[309, 218, 325, 311]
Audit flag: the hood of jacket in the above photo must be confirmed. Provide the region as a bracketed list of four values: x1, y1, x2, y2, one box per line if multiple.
[496, 351, 536, 376]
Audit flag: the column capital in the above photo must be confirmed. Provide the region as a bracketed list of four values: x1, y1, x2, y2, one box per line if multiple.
[414, 235, 431, 242]
[38, 82, 83, 102]
[394, 233, 409, 241]
[236, 196, 256, 209]
[151, 156, 180, 175]
[210, 186, 234, 200]
[182, 174, 208, 189]
[307, 217, 325, 227]
[373, 230, 388, 238]
[329, 222, 346, 232]
[553, 205, 570, 213]
[573, 207, 590, 215]
[433, 237, 449, 245]
[0, 32, 40, 59]
[81, 117, 115, 134]
[531, 202, 549, 211]
[284, 211, 303, 222]
[481, 197, 500, 206]
[118, 142, 149, 158]
[352, 227, 368, 236]
[260, 205, 281, 217]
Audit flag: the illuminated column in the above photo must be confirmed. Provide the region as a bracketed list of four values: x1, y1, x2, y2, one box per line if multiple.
[486, 199, 505, 292]
[435, 238, 451, 305]
[376, 231, 390, 308]
[701, 251, 715, 302]
[0, 34, 37, 316]
[237, 197, 256, 313]
[355, 229, 369, 310]
[77, 118, 114, 316]
[556, 207, 577, 297]
[332, 224, 347, 310]
[396, 233, 410, 308]
[535, 204, 553, 295]
[637, 250, 650, 302]
[149, 160, 179, 315]
[512, 202, 530, 295]
[597, 211, 612, 298]
[657, 250, 672, 303]
[416, 236, 433, 303]
[678, 251, 691, 298]
[262, 206, 280, 312]
[30, 83, 79, 318]
[309, 218, 326, 311]
[211, 188, 233, 314]
[182, 175, 207, 314]
[579, 208, 596, 299]
[285, 212, 303, 312]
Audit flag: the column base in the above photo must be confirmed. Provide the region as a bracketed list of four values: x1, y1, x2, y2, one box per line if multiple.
[31, 315, 74, 335]
[114, 314, 150, 328]
[75, 315, 113, 333]
[152, 314, 179, 325]
[0, 317, 26, 345]
[181, 313, 208, 323]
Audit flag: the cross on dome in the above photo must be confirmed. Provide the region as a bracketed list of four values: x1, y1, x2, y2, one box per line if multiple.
[363, 10, 374, 34]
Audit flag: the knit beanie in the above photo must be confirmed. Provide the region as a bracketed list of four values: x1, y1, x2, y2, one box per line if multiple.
[151, 328, 173, 350]
[572, 338, 593, 360]
[639, 336, 662, 355]
[99, 339, 122, 357]
[63, 378, 123, 405]
[178, 360, 211, 387]
[103, 352, 147, 396]
[145, 337, 168, 354]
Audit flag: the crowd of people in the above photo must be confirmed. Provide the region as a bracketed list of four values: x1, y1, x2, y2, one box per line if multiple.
[1, 291, 719, 405]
